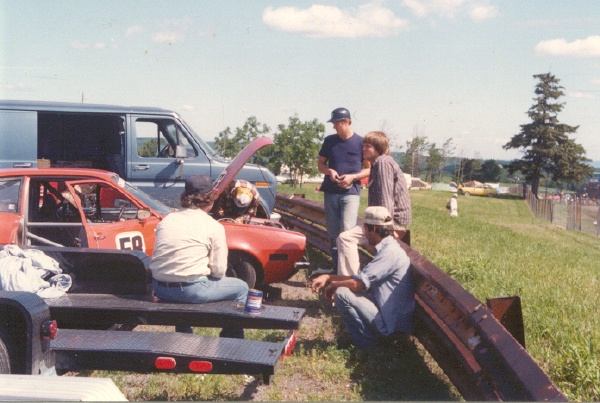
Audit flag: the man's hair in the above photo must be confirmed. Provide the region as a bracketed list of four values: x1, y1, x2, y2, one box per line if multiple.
[363, 131, 390, 155]
[364, 223, 393, 238]
[181, 191, 214, 209]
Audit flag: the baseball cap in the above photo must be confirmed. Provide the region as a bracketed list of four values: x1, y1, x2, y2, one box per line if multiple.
[327, 107, 351, 122]
[363, 206, 393, 226]
[184, 174, 213, 195]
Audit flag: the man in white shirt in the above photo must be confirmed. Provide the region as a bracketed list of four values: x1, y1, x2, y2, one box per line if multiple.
[150, 174, 248, 337]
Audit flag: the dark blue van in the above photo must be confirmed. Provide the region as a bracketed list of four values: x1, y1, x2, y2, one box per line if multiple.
[0, 100, 277, 216]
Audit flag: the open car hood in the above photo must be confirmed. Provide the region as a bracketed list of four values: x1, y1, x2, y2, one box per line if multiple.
[211, 136, 273, 199]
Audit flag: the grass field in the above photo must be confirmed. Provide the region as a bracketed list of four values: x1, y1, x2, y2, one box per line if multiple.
[91, 186, 599, 401]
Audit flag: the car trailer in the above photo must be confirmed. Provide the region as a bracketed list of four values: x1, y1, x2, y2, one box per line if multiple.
[0, 247, 304, 388]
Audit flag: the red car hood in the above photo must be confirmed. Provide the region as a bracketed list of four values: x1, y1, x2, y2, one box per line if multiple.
[211, 137, 273, 199]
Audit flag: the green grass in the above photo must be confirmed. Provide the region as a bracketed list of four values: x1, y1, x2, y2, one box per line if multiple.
[89, 185, 599, 401]
[283, 184, 600, 401]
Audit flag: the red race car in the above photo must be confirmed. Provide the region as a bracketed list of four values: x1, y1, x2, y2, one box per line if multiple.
[0, 138, 306, 288]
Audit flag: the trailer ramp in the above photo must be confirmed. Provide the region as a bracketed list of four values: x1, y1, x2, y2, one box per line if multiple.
[52, 328, 297, 383]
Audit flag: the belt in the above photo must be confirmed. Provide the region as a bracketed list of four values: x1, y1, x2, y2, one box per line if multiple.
[154, 280, 199, 288]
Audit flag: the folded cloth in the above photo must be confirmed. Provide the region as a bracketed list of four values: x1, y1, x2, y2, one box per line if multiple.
[0, 245, 72, 298]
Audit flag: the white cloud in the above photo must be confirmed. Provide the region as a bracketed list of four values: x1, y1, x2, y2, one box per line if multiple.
[152, 18, 193, 43]
[262, 3, 410, 38]
[125, 25, 144, 38]
[469, 4, 498, 22]
[403, 0, 498, 22]
[569, 91, 594, 99]
[592, 78, 600, 85]
[2, 82, 32, 91]
[71, 42, 116, 49]
[403, 0, 465, 18]
[180, 104, 195, 111]
[535, 36, 600, 57]
[153, 31, 184, 43]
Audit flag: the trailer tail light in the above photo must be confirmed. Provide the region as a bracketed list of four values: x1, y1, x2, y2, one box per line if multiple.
[189, 361, 213, 372]
[41, 320, 57, 340]
[282, 330, 297, 360]
[155, 357, 176, 370]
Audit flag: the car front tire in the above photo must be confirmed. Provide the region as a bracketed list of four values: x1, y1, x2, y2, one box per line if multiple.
[227, 256, 258, 289]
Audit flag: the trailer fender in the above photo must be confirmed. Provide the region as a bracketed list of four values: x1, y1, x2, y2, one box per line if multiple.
[0, 291, 55, 375]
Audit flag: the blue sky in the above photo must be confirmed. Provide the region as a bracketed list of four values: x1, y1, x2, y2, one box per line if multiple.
[2, 1, 599, 162]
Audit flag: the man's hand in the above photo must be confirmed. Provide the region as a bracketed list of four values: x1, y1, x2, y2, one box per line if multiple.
[337, 174, 355, 189]
[328, 170, 340, 183]
[310, 274, 330, 293]
[324, 283, 336, 301]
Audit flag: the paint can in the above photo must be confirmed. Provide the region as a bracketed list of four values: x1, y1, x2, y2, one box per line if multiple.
[244, 289, 263, 315]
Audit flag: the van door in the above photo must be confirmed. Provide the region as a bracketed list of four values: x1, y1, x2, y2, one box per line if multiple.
[0, 110, 37, 168]
[127, 115, 210, 207]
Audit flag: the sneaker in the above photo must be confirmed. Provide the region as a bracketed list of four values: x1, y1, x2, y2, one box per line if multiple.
[243, 374, 257, 385]
[311, 267, 334, 276]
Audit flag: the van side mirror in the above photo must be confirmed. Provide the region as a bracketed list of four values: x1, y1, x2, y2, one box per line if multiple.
[137, 209, 152, 220]
[175, 145, 187, 162]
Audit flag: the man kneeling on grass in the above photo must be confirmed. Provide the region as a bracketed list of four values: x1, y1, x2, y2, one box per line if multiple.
[311, 206, 415, 350]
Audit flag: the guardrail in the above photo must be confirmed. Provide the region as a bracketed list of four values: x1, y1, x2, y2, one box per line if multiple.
[275, 193, 567, 402]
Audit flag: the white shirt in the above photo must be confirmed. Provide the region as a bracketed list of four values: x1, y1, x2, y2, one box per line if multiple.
[149, 208, 228, 282]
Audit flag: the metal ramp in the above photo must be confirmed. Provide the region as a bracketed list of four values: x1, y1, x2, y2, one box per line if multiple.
[46, 294, 305, 330]
[52, 329, 297, 383]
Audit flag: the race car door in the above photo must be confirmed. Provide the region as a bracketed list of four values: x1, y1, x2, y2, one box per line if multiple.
[64, 179, 160, 256]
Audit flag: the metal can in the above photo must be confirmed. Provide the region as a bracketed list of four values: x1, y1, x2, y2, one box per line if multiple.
[244, 289, 263, 315]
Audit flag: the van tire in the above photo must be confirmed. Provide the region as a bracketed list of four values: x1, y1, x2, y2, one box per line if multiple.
[227, 257, 257, 289]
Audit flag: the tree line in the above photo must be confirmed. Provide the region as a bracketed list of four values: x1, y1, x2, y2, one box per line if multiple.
[213, 73, 593, 196]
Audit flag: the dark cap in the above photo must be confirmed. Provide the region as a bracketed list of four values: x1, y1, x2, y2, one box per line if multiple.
[327, 107, 351, 122]
[184, 174, 213, 196]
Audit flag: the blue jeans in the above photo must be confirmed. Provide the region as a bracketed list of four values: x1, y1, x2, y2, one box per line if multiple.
[334, 287, 382, 350]
[153, 276, 249, 338]
[324, 193, 360, 271]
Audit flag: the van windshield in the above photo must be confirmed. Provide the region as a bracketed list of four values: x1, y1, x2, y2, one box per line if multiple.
[181, 121, 219, 158]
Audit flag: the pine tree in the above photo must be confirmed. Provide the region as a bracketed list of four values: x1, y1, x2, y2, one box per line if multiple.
[503, 73, 593, 197]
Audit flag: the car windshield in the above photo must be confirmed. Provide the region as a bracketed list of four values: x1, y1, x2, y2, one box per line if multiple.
[109, 175, 174, 215]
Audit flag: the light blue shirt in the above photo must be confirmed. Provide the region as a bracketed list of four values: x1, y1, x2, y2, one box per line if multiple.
[354, 235, 414, 335]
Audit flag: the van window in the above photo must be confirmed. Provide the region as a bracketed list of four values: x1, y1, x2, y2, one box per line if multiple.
[0, 179, 21, 213]
[135, 119, 197, 158]
[38, 112, 126, 176]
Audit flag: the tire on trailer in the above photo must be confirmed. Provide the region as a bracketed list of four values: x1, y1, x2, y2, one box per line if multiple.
[0, 330, 14, 374]
[227, 254, 259, 289]
[464, 192, 471, 196]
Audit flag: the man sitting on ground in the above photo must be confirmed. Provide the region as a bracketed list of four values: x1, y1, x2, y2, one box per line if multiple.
[311, 206, 414, 350]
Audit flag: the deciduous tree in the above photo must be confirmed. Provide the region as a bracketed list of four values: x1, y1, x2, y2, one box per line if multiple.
[214, 116, 271, 159]
[272, 115, 324, 187]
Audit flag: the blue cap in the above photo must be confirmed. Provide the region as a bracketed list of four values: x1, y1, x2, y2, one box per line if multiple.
[327, 107, 351, 122]
[184, 174, 213, 195]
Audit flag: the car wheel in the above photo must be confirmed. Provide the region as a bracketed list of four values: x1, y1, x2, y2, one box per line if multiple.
[227, 256, 258, 289]
[464, 192, 471, 196]
[487, 193, 494, 197]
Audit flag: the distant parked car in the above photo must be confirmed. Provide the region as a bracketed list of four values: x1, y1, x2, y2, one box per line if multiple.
[276, 173, 293, 185]
[0, 139, 307, 289]
[459, 183, 498, 197]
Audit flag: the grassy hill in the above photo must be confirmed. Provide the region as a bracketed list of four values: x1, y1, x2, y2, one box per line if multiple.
[278, 185, 599, 401]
